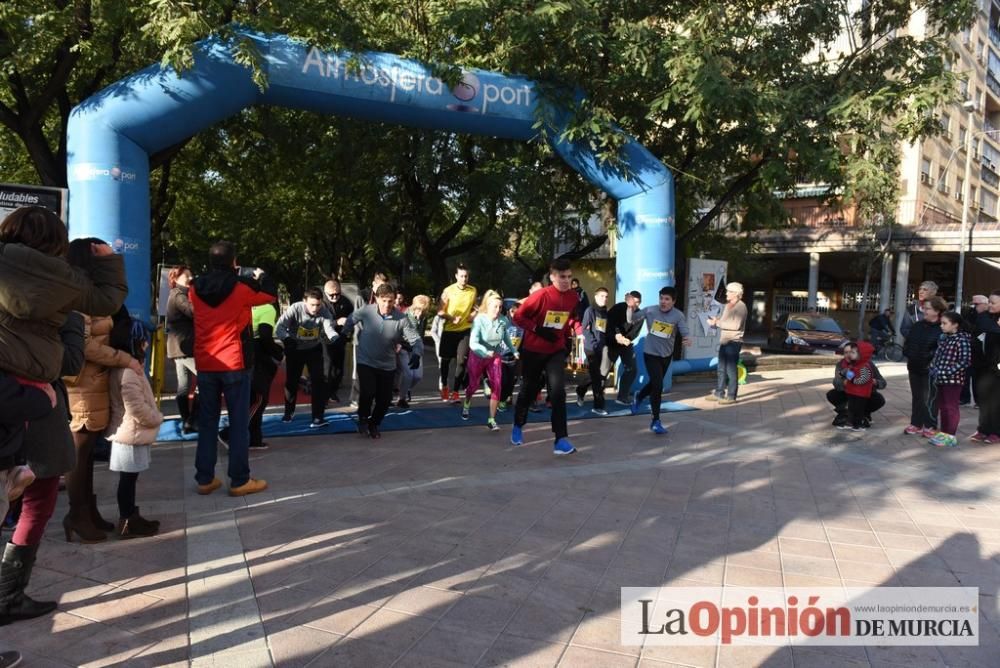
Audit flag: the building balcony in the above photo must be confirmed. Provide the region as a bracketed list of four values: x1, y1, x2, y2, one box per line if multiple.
[987, 72, 1000, 112]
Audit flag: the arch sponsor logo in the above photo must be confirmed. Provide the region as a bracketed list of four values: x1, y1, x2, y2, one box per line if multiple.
[636, 214, 674, 227]
[638, 268, 673, 282]
[301, 47, 533, 115]
[111, 236, 141, 255]
[71, 163, 137, 184]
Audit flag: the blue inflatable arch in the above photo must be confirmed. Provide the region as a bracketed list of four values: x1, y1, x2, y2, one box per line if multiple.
[67, 29, 674, 325]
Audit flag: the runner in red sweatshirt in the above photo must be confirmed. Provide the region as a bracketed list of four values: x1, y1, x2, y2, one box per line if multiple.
[511, 258, 580, 455]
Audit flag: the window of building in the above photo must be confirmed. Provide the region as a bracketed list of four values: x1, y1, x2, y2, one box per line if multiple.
[957, 176, 965, 200]
[940, 113, 951, 138]
[960, 125, 968, 148]
[980, 189, 997, 216]
[921, 157, 932, 184]
[960, 78, 970, 99]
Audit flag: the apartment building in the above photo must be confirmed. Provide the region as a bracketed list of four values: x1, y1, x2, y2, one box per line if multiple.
[727, 2, 1000, 337]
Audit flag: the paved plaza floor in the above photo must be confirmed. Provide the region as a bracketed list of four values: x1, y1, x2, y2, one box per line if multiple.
[3, 364, 1000, 667]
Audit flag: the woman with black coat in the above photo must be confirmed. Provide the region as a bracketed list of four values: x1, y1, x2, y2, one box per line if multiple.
[902, 296, 946, 437]
[970, 292, 1000, 444]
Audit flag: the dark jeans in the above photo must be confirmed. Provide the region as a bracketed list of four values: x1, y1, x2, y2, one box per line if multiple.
[975, 370, 1000, 435]
[636, 354, 672, 420]
[514, 350, 568, 440]
[195, 370, 252, 487]
[715, 341, 742, 400]
[826, 389, 885, 422]
[607, 344, 637, 401]
[576, 348, 608, 410]
[284, 346, 326, 420]
[357, 364, 395, 426]
[907, 371, 936, 429]
[323, 338, 348, 398]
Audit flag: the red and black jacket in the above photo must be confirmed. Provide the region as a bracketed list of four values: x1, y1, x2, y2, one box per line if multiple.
[190, 270, 275, 372]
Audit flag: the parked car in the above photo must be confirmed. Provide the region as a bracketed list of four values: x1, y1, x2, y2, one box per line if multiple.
[768, 312, 850, 354]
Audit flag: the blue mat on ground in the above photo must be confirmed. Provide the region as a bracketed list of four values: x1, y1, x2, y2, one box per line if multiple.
[156, 400, 698, 442]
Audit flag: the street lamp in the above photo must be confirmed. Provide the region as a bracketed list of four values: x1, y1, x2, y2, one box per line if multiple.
[956, 99, 977, 309]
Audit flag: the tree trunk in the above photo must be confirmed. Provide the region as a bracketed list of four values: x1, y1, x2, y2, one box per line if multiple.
[856, 253, 875, 341]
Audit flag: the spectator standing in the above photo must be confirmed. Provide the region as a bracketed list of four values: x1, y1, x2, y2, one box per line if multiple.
[106, 320, 164, 537]
[900, 281, 938, 339]
[902, 296, 946, 437]
[189, 241, 275, 497]
[928, 312, 973, 448]
[706, 282, 747, 404]
[969, 292, 1000, 443]
[960, 295, 989, 405]
[166, 265, 197, 434]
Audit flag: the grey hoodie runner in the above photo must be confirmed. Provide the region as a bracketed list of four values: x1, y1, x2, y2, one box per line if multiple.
[275, 302, 337, 351]
[640, 306, 690, 358]
[341, 304, 424, 371]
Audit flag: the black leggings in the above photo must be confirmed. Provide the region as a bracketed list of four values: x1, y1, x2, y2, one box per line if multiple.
[636, 354, 672, 420]
[514, 350, 568, 440]
[117, 472, 139, 519]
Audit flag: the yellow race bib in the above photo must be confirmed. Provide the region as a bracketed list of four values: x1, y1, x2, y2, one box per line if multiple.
[650, 320, 674, 339]
[297, 325, 320, 340]
[594, 317, 606, 333]
[543, 310, 570, 329]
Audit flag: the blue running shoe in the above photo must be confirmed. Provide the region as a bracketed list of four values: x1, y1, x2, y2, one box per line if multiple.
[630, 396, 640, 416]
[553, 438, 577, 455]
[511, 425, 523, 446]
[650, 419, 667, 435]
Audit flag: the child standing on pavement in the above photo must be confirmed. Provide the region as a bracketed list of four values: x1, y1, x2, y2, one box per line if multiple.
[928, 312, 973, 448]
[106, 321, 163, 538]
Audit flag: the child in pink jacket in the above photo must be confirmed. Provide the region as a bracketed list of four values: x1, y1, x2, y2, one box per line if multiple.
[106, 321, 163, 539]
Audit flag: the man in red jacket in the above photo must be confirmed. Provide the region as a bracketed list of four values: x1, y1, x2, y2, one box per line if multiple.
[511, 258, 579, 455]
[190, 241, 275, 497]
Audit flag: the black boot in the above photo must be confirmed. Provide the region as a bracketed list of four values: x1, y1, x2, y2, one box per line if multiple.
[117, 509, 160, 540]
[0, 543, 57, 625]
[89, 494, 114, 533]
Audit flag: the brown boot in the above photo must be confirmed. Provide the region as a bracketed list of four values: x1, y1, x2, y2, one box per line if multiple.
[117, 509, 159, 540]
[63, 432, 106, 543]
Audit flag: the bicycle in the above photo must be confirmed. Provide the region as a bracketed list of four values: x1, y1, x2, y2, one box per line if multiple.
[871, 331, 904, 362]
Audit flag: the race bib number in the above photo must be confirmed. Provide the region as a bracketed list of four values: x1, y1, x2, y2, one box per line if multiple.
[297, 325, 319, 340]
[650, 320, 674, 339]
[543, 310, 570, 329]
[594, 317, 606, 333]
